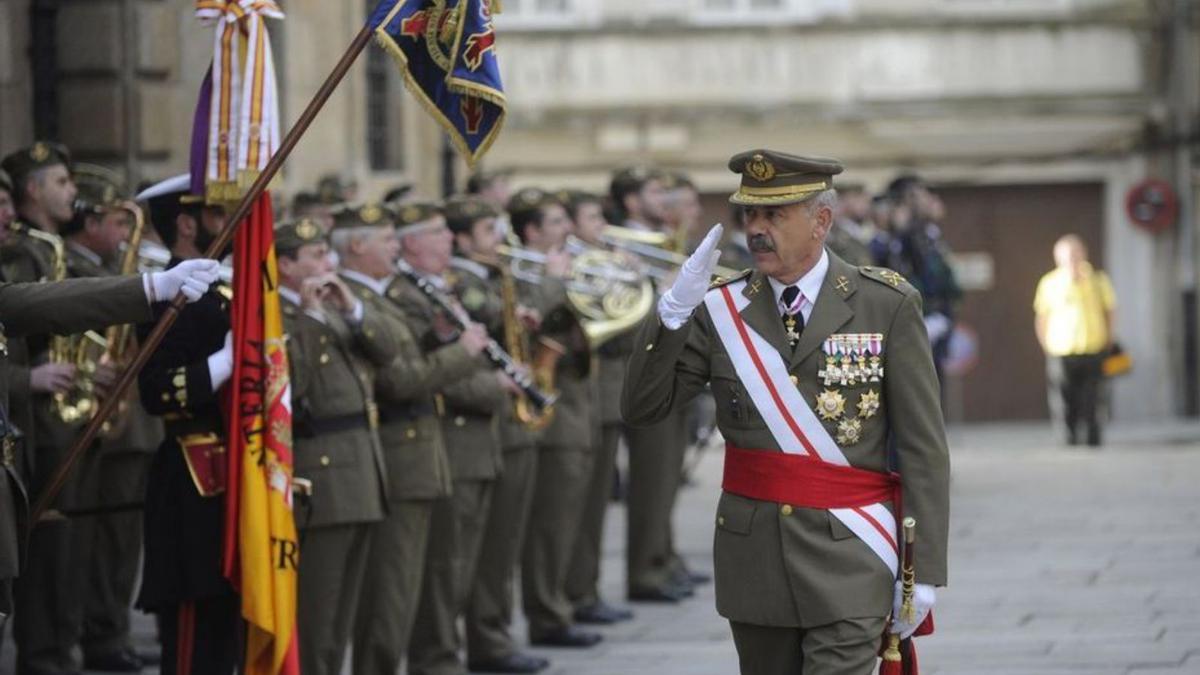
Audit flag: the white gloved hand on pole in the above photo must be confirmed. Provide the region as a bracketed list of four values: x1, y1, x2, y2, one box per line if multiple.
[206, 331, 234, 393]
[657, 224, 724, 330]
[889, 582, 936, 639]
[145, 259, 222, 304]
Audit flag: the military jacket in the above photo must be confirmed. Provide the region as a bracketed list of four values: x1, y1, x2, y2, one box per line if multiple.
[282, 295, 394, 528]
[0, 275, 151, 596]
[137, 260, 231, 609]
[387, 272, 505, 481]
[621, 251, 950, 628]
[342, 273, 479, 501]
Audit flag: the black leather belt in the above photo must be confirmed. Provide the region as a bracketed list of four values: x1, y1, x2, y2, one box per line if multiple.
[294, 412, 374, 439]
[378, 401, 436, 425]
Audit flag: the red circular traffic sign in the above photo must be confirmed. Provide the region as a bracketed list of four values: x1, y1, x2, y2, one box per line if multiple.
[1125, 179, 1178, 234]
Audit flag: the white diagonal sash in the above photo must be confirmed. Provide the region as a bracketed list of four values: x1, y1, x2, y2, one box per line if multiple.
[705, 280, 898, 576]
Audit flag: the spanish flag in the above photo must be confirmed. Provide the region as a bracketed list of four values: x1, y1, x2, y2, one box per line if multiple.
[224, 192, 300, 675]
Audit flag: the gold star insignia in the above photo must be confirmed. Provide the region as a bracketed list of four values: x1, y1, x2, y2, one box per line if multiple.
[879, 269, 905, 287]
[815, 389, 846, 421]
[836, 418, 863, 445]
[857, 390, 881, 419]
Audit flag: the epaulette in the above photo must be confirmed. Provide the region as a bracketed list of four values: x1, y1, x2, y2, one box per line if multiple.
[858, 266, 913, 294]
[709, 268, 752, 289]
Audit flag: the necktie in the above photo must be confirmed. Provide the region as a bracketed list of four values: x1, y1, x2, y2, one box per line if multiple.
[781, 285, 804, 346]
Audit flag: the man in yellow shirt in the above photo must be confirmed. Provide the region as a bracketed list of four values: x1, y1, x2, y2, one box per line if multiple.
[1033, 234, 1116, 446]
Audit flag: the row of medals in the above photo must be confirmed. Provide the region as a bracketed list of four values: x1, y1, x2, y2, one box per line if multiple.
[813, 334, 884, 446]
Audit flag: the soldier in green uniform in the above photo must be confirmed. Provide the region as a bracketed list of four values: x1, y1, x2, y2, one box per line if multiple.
[505, 189, 602, 649]
[447, 195, 556, 674]
[274, 220, 398, 675]
[622, 150, 950, 675]
[333, 203, 491, 675]
[388, 203, 517, 675]
[61, 167, 164, 672]
[609, 167, 698, 603]
[559, 190, 636, 625]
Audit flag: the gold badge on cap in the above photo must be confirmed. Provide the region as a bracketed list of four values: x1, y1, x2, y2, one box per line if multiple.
[30, 143, 50, 162]
[360, 204, 384, 224]
[296, 219, 320, 240]
[815, 389, 846, 421]
[746, 153, 776, 182]
[402, 205, 423, 223]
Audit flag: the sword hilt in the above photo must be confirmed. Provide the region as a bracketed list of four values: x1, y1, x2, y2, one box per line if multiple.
[899, 517, 917, 624]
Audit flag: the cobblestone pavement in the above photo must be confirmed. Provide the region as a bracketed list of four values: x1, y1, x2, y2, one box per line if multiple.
[3, 422, 1199, 674]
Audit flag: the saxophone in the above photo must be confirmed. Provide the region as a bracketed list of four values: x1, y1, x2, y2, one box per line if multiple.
[92, 200, 148, 436]
[10, 222, 95, 422]
[497, 262, 557, 431]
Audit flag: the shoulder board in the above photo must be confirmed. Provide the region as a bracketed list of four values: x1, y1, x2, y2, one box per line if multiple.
[709, 268, 753, 289]
[858, 266, 913, 294]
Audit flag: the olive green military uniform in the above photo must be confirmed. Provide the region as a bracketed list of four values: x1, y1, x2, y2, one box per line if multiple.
[388, 266, 508, 675]
[59, 238, 166, 665]
[520, 302, 596, 641]
[621, 149, 950, 675]
[343, 268, 482, 675]
[0, 276, 151, 636]
[279, 269, 396, 675]
[465, 262, 565, 663]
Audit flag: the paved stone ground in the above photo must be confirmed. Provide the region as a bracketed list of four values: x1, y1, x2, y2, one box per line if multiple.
[3, 421, 1199, 674]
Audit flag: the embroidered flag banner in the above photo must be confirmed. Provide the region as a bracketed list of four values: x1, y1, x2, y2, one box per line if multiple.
[369, 0, 507, 166]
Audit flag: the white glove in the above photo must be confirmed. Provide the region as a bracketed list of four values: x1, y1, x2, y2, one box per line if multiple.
[145, 259, 222, 304]
[923, 312, 952, 344]
[890, 582, 936, 639]
[657, 223, 724, 330]
[206, 331, 234, 392]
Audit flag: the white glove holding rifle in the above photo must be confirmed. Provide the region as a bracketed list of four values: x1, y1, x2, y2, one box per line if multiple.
[657, 224, 724, 330]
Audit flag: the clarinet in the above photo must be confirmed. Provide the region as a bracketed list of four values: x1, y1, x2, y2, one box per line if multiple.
[397, 264, 558, 411]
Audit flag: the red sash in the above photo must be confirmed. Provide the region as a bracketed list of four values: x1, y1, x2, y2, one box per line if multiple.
[722, 444, 900, 512]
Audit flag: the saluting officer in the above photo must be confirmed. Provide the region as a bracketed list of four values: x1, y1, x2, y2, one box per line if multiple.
[273, 219, 398, 675]
[622, 150, 950, 675]
[333, 203, 489, 675]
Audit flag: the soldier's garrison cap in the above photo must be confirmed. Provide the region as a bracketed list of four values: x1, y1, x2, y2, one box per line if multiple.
[1, 141, 72, 192]
[331, 202, 395, 231]
[728, 149, 843, 206]
[444, 195, 500, 234]
[506, 187, 560, 221]
[393, 201, 445, 237]
[73, 164, 128, 213]
[275, 218, 328, 254]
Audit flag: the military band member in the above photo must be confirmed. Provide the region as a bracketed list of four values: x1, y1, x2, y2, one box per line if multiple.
[448, 195, 554, 674]
[135, 179, 234, 675]
[506, 189, 602, 648]
[62, 168, 165, 672]
[273, 220, 397, 675]
[388, 202, 516, 675]
[559, 190, 635, 625]
[610, 167, 697, 603]
[621, 150, 949, 675]
[336, 203, 491, 675]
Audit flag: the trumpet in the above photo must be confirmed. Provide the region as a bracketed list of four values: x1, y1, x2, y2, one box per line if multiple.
[495, 242, 654, 348]
[599, 225, 741, 282]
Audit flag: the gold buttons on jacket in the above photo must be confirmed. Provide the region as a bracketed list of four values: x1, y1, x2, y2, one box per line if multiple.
[405, 428, 417, 439]
[645, 343, 654, 351]
[319, 353, 330, 365]
[454, 416, 466, 427]
[780, 504, 793, 516]
[320, 455, 331, 467]
[717, 516, 726, 526]
[789, 375, 799, 386]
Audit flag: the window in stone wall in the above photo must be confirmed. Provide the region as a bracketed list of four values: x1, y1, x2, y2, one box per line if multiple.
[493, 0, 599, 29]
[365, 0, 406, 171]
[692, 0, 851, 23]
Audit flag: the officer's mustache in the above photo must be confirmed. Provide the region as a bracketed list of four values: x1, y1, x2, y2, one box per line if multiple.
[748, 234, 776, 253]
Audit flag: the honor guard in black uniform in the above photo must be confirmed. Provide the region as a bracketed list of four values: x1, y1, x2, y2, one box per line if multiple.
[135, 178, 238, 675]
